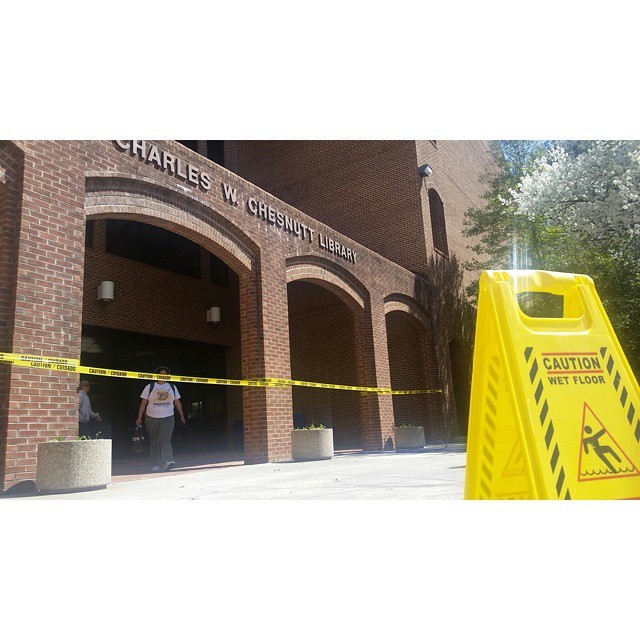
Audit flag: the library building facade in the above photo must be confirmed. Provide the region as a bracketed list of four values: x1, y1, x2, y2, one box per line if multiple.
[0, 140, 493, 491]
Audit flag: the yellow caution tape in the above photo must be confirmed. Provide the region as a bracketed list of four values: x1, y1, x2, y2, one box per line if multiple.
[0, 352, 80, 365]
[0, 351, 442, 395]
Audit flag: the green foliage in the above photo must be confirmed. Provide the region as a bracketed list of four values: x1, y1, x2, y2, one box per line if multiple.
[49, 434, 102, 442]
[463, 140, 552, 300]
[294, 423, 326, 430]
[463, 140, 640, 375]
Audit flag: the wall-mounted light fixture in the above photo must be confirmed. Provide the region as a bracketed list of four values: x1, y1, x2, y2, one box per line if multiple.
[97, 281, 114, 302]
[418, 163, 433, 178]
[206, 306, 221, 323]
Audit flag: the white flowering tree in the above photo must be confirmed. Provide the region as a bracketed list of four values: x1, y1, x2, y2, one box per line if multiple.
[464, 140, 640, 373]
[511, 141, 640, 363]
[512, 140, 640, 245]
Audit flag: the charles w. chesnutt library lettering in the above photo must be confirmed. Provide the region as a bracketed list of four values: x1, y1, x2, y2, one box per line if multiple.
[0, 140, 493, 491]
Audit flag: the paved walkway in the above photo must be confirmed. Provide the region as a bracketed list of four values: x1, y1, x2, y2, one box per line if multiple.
[23, 444, 467, 500]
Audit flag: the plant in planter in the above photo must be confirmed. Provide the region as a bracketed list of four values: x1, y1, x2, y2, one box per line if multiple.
[291, 423, 334, 461]
[393, 423, 426, 450]
[36, 434, 112, 494]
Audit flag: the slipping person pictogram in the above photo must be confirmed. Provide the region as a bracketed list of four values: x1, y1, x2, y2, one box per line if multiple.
[578, 402, 639, 481]
[582, 425, 622, 474]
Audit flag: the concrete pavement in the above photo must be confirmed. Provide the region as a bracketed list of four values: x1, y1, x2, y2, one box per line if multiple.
[22, 444, 467, 500]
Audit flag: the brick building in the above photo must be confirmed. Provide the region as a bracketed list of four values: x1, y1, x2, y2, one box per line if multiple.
[0, 140, 494, 491]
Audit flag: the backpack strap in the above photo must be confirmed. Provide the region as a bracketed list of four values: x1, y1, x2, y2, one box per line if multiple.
[148, 380, 176, 396]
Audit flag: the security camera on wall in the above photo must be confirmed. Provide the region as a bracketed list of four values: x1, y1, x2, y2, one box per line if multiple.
[418, 163, 433, 178]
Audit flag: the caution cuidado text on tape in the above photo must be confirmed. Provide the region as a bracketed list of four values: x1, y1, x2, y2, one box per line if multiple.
[464, 270, 640, 500]
[0, 351, 441, 396]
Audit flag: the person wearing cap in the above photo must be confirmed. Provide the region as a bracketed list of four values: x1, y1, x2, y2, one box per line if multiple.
[78, 380, 101, 438]
[136, 366, 186, 472]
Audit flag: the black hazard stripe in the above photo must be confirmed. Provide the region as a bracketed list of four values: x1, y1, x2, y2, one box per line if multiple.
[524, 347, 571, 500]
[479, 356, 501, 499]
[600, 346, 640, 443]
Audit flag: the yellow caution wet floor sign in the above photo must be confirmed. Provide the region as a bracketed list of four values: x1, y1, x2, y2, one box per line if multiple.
[464, 270, 640, 500]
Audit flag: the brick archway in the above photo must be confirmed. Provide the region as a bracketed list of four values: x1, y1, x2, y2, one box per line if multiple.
[85, 174, 258, 275]
[285, 256, 392, 449]
[383, 293, 431, 332]
[285, 255, 368, 311]
[82, 175, 292, 466]
[383, 293, 446, 440]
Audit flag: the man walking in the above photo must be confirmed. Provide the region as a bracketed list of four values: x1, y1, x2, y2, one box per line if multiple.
[136, 366, 186, 472]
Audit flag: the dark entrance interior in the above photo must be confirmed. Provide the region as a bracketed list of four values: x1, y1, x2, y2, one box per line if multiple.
[287, 280, 362, 450]
[81, 326, 231, 459]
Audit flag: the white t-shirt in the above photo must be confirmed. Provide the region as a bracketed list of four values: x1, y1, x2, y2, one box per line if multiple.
[141, 382, 181, 419]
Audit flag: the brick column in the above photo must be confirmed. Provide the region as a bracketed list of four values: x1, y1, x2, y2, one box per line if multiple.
[418, 321, 449, 440]
[239, 254, 293, 463]
[355, 297, 395, 451]
[0, 142, 85, 491]
[0, 143, 24, 490]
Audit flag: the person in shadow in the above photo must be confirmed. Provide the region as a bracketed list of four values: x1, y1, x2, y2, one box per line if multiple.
[78, 380, 102, 438]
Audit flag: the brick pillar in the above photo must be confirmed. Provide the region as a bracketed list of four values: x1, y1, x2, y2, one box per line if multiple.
[239, 254, 293, 463]
[355, 297, 395, 451]
[0, 143, 24, 490]
[225, 345, 243, 450]
[0, 142, 85, 491]
[417, 319, 449, 440]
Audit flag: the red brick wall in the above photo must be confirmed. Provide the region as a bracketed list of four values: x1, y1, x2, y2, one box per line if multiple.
[1, 141, 87, 488]
[416, 140, 494, 285]
[0, 143, 24, 485]
[227, 140, 495, 285]
[0, 139, 489, 490]
[226, 140, 430, 274]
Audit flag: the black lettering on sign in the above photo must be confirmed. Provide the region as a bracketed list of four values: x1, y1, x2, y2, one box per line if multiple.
[29, 361, 51, 369]
[542, 352, 603, 374]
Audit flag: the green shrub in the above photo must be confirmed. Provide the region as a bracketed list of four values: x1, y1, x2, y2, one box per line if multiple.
[49, 433, 103, 442]
[294, 422, 326, 430]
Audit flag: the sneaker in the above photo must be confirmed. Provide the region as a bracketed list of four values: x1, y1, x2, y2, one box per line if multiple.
[151, 465, 160, 472]
[162, 461, 175, 472]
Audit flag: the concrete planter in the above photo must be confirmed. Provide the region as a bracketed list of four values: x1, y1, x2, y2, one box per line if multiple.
[394, 426, 425, 449]
[291, 428, 334, 461]
[36, 439, 112, 494]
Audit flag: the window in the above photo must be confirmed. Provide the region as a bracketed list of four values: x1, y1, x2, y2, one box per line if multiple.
[85, 220, 94, 248]
[176, 140, 224, 167]
[428, 188, 449, 256]
[210, 253, 229, 287]
[207, 141, 224, 166]
[106, 220, 202, 278]
[176, 140, 199, 153]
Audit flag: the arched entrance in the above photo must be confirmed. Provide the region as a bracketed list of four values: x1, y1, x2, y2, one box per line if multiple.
[384, 296, 445, 441]
[286, 258, 370, 450]
[83, 176, 258, 466]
